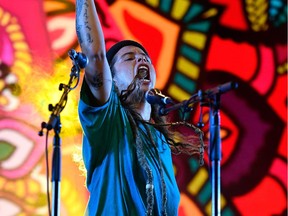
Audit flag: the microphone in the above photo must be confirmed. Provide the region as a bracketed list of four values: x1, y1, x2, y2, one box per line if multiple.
[145, 89, 174, 105]
[205, 81, 238, 96]
[68, 49, 89, 69]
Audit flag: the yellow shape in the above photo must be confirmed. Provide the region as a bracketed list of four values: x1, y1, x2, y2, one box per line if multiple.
[0, 96, 8, 106]
[205, 194, 227, 215]
[13, 60, 30, 73]
[177, 56, 200, 79]
[146, 0, 159, 7]
[0, 80, 5, 90]
[6, 23, 20, 32]
[221, 194, 227, 208]
[43, 1, 69, 13]
[5, 180, 25, 197]
[13, 41, 29, 50]
[255, 0, 267, 8]
[187, 167, 208, 195]
[17, 180, 26, 197]
[0, 7, 3, 18]
[61, 177, 87, 215]
[14, 51, 32, 62]
[171, 0, 190, 20]
[277, 62, 287, 74]
[205, 200, 212, 215]
[27, 178, 41, 194]
[0, 177, 6, 190]
[167, 83, 190, 101]
[0, 10, 11, 26]
[110, 1, 180, 89]
[183, 31, 206, 50]
[12, 64, 30, 77]
[202, 8, 218, 18]
[258, 14, 268, 25]
[10, 32, 25, 41]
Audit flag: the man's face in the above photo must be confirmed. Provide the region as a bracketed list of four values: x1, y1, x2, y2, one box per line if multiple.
[112, 46, 156, 98]
[113, 46, 156, 101]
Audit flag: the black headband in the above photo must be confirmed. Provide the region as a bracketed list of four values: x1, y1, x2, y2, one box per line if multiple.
[106, 40, 149, 65]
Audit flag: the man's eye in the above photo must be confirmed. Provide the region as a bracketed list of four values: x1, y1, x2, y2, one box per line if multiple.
[125, 57, 134, 61]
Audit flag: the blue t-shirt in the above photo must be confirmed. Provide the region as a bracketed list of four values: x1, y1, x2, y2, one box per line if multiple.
[78, 83, 180, 216]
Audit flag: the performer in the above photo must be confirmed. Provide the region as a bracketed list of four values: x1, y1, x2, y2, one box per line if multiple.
[75, 0, 202, 215]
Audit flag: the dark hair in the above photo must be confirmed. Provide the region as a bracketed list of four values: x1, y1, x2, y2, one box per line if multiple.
[106, 40, 149, 65]
[108, 40, 202, 215]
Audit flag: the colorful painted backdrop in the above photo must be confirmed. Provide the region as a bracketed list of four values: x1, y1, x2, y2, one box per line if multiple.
[0, 0, 287, 215]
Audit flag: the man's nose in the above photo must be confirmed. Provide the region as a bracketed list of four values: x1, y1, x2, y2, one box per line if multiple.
[137, 56, 147, 62]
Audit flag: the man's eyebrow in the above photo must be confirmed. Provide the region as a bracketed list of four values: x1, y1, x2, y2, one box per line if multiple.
[120, 52, 148, 58]
[120, 52, 135, 58]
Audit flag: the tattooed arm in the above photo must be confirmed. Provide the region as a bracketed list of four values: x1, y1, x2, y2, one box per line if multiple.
[75, 0, 112, 105]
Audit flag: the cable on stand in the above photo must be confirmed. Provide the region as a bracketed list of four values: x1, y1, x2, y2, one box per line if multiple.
[38, 50, 88, 216]
[159, 81, 238, 216]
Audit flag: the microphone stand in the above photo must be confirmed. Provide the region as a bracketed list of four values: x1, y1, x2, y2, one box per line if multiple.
[51, 116, 61, 216]
[38, 54, 84, 216]
[209, 93, 221, 216]
[160, 81, 238, 216]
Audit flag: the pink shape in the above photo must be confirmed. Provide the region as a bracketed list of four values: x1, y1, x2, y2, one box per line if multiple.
[269, 158, 287, 188]
[267, 75, 287, 122]
[0, 29, 14, 65]
[251, 45, 274, 95]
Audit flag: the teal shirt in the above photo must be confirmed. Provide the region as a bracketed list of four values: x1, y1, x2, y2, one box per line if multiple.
[78, 83, 180, 216]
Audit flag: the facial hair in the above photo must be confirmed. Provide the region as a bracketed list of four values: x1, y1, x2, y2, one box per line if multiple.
[128, 84, 146, 104]
[119, 73, 147, 104]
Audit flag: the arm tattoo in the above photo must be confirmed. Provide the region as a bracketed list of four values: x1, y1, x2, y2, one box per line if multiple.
[76, 0, 84, 45]
[87, 33, 94, 43]
[91, 72, 103, 89]
[76, 0, 93, 45]
[83, 2, 94, 44]
[76, 0, 84, 17]
[76, 24, 83, 44]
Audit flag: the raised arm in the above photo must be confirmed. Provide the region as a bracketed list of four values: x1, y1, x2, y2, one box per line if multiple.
[75, 0, 112, 105]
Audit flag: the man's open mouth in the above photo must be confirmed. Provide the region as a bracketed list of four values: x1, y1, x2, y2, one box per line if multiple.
[137, 65, 150, 81]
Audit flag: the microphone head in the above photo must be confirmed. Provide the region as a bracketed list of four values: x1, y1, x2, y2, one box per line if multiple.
[145, 89, 160, 105]
[68, 49, 89, 69]
[145, 88, 174, 105]
[77, 53, 89, 69]
[68, 49, 77, 59]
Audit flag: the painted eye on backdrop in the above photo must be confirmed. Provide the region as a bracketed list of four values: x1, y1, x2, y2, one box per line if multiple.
[0, 119, 46, 179]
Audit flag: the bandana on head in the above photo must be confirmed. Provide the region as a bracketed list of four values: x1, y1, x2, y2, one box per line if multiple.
[106, 40, 149, 65]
